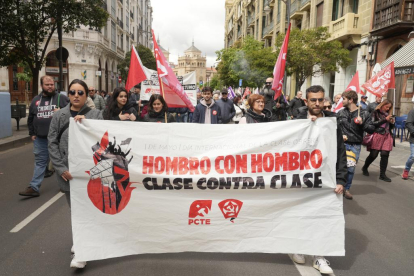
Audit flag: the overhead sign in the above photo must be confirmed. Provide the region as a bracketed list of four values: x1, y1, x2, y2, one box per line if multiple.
[45, 67, 68, 74]
[68, 118, 344, 262]
[239, 79, 242, 87]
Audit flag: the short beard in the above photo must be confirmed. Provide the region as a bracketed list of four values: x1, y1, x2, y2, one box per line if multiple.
[308, 107, 322, 116]
[42, 90, 55, 97]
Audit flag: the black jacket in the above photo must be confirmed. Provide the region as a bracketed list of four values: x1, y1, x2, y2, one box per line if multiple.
[215, 98, 235, 123]
[289, 97, 305, 118]
[337, 108, 375, 144]
[367, 102, 379, 114]
[244, 108, 272, 123]
[103, 101, 138, 121]
[192, 99, 222, 124]
[296, 107, 347, 186]
[371, 109, 394, 134]
[143, 111, 176, 123]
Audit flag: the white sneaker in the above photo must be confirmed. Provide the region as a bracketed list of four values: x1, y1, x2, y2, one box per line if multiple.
[70, 255, 87, 269]
[71, 245, 74, 254]
[292, 254, 305, 264]
[313, 256, 333, 274]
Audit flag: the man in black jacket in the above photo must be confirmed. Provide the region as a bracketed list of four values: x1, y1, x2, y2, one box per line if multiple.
[367, 96, 382, 114]
[337, 90, 374, 199]
[19, 75, 69, 197]
[289, 91, 305, 118]
[192, 87, 222, 124]
[292, 85, 347, 274]
[215, 89, 235, 124]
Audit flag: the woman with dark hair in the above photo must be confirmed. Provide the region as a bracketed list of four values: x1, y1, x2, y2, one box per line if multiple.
[239, 94, 271, 124]
[143, 94, 175, 123]
[103, 87, 137, 121]
[362, 99, 395, 182]
[232, 96, 245, 124]
[48, 79, 103, 269]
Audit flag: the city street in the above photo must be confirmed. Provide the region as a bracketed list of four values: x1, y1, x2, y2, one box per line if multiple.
[0, 143, 413, 276]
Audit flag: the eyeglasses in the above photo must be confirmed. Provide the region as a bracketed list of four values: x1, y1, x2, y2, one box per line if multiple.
[69, 90, 85, 96]
[222, 93, 228, 95]
[309, 98, 324, 103]
[255, 100, 264, 104]
[324, 105, 332, 109]
[265, 82, 272, 85]
[88, 89, 95, 92]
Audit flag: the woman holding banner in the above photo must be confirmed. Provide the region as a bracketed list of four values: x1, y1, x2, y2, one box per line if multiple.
[362, 99, 395, 182]
[143, 94, 176, 123]
[239, 94, 271, 124]
[103, 87, 137, 121]
[48, 79, 103, 269]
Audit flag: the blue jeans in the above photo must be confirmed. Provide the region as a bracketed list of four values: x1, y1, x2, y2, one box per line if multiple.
[345, 143, 361, 191]
[29, 137, 49, 192]
[405, 142, 414, 171]
[188, 112, 193, 123]
[176, 112, 188, 123]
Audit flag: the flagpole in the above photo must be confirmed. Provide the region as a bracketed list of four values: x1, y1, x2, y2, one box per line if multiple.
[393, 88, 396, 115]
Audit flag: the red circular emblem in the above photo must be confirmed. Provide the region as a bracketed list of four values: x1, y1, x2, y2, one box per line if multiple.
[35, 100, 40, 106]
[213, 110, 217, 115]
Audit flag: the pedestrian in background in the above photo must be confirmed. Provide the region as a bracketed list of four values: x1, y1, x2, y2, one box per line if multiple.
[362, 99, 395, 182]
[19, 75, 69, 197]
[367, 96, 382, 114]
[216, 88, 235, 124]
[289, 91, 305, 118]
[239, 94, 271, 124]
[402, 105, 414, 179]
[88, 86, 105, 110]
[130, 84, 141, 112]
[323, 97, 332, 112]
[332, 94, 342, 110]
[232, 96, 244, 124]
[143, 94, 175, 123]
[48, 79, 103, 269]
[359, 95, 368, 110]
[103, 87, 137, 121]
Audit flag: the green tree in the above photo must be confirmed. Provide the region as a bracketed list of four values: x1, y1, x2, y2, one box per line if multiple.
[275, 27, 352, 89]
[216, 36, 277, 88]
[209, 75, 221, 90]
[118, 45, 156, 82]
[16, 61, 33, 106]
[0, 0, 108, 96]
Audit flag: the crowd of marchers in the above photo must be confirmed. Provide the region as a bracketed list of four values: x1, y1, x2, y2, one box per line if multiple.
[16, 75, 414, 271]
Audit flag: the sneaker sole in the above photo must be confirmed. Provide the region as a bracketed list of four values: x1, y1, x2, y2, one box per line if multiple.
[19, 193, 40, 197]
[313, 264, 333, 274]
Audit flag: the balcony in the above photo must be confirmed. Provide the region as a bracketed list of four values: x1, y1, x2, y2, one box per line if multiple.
[117, 17, 124, 29]
[290, 0, 304, 20]
[300, 0, 311, 11]
[262, 21, 274, 38]
[371, 0, 414, 37]
[329, 13, 362, 43]
[130, 11, 134, 20]
[117, 46, 125, 56]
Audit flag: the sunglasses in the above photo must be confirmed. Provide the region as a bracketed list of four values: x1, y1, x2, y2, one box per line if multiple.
[88, 89, 95, 92]
[265, 82, 272, 85]
[324, 105, 332, 109]
[69, 90, 85, 96]
[222, 93, 228, 95]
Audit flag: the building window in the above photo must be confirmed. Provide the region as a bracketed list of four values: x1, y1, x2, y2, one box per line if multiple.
[111, 21, 116, 51]
[316, 2, 324, 27]
[111, 0, 116, 18]
[404, 1, 414, 21]
[46, 51, 67, 67]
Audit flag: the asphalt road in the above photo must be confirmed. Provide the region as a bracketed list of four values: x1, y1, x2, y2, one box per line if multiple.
[0, 143, 413, 276]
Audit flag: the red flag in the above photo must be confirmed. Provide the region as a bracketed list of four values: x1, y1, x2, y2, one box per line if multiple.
[361, 62, 395, 97]
[272, 23, 291, 100]
[345, 71, 363, 95]
[333, 97, 343, 113]
[152, 30, 195, 112]
[125, 45, 149, 93]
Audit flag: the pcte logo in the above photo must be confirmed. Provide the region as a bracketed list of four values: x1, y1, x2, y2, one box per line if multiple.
[218, 199, 243, 223]
[188, 200, 212, 225]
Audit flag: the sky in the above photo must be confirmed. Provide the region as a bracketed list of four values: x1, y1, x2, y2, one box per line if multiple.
[151, 0, 225, 67]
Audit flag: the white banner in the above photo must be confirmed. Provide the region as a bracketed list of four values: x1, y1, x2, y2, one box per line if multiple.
[141, 70, 197, 106]
[69, 118, 344, 262]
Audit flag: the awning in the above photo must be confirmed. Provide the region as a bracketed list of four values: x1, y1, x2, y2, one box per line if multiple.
[381, 39, 414, 69]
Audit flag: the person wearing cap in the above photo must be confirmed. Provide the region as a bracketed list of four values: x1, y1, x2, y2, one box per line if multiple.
[360, 95, 368, 110]
[215, 89, 236, 124]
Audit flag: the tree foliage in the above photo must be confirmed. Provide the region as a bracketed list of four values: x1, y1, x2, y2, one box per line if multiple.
[118, 45, 156, 82]
[216, 36, 277, 88]
[0, 0, 109, 95]
[209, 75, 221, 90]
[275, 27, 352, 88]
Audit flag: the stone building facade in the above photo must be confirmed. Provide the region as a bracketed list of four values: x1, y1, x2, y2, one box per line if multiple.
[1, 0, 153, 102]
[173, 41, 207, 85]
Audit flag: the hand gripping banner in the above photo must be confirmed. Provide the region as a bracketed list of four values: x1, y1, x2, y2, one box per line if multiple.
[69, 118, 344, 261]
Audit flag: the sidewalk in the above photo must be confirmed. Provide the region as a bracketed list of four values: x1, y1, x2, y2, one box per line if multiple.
[0, 109, 31, 152]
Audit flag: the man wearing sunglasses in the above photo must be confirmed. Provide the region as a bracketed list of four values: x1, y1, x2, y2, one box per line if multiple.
[88, 86, 105, 110]
[263, 77, 288, 121]
[19, 75, 69, 197]
[323, 97, 332, 112]
[293, 85, 347, 274]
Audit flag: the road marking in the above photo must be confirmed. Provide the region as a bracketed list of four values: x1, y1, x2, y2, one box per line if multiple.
[289, 254, 336, 276]
[10, 192, 64, 233]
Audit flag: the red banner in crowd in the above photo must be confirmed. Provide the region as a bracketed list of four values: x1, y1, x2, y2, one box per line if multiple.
[152, 30, 195, 112]
[272, 23, 291, 100]
[362, 62, 395, 97]
[345, 71, 362, 95]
